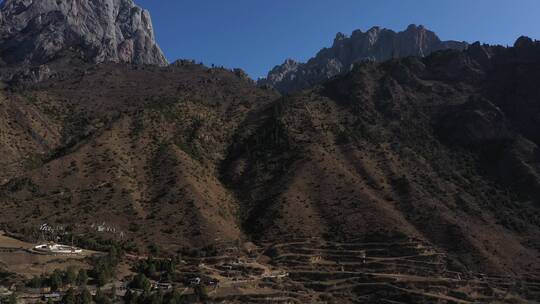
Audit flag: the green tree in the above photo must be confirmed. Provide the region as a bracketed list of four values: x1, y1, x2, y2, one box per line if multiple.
[50, 270, 64, 291]
[77, 269, 88, 286]
[66, 266, 78, 286]
[92, 251, 120, 287]
[62, 288, 77, 304]
[131, 273, 151, 294]
[7, 293, 17, 304]
[147, 263, 157, 279]
[166, 289, 186, 304]
[94, 288, 111, 304]
[110, 284, 117, 300]
[194, 285, 208, 303]
[28, 275, 43, 288]
[130, 292, 140, 304]
[80, 288, 93, 304]
[96, 270, 110, 287]
[123, 289, 134, 304]
[150, 290, 164, 304]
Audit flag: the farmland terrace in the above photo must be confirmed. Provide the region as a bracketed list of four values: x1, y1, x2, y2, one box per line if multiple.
[195, 238, 540, 303]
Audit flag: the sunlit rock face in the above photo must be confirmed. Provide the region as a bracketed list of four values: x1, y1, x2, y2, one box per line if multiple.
[0, 0, 168, 66]
[259, 24, 468, 93]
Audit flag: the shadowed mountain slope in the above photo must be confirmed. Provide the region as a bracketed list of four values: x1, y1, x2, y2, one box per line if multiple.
[225, 40, 540, 276]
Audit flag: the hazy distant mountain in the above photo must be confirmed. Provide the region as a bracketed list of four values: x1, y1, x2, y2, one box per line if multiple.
[0, 0, 167, 68]
[259, 24, 468, 93]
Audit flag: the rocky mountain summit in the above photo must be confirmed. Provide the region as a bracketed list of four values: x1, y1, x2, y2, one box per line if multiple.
[259, 24, 468, 93]
[0, 0, 167, 70]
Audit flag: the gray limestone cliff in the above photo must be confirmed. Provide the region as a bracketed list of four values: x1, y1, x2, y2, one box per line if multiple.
[0, 0, 168, 67]
[260, 24, 468, 93]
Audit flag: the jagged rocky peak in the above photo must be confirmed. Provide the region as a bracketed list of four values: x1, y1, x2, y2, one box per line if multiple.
[259, 24, 468, 93]
[262, 58, 301, 85]
[334, 32, 348, 43]
[0, 0, 168, 66]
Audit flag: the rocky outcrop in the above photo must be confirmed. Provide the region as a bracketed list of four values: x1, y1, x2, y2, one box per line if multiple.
[260, 24, 468, 93]
[0, 0, 168, 67]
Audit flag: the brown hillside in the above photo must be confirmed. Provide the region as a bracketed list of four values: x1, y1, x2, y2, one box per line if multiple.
[1, 41, 539, 278]
[223, 42, 540, 276]
[0, 61, 279, 251]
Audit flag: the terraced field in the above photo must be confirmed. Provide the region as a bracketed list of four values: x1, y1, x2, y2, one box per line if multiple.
[2, 231, 539, 303]
[203, 238, 540, 303]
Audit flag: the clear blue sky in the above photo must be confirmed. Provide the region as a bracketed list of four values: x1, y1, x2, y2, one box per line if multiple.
[136, 0, 540, 79]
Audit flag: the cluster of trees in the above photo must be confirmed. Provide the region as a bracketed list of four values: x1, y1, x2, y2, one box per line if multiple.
[43, 281, 202, 304]
[23, 244, 222, 304]
[90, 247, 122, 287]
[28, 267, 88, 291]
[27, 247, 122, 293]
[135, 257, 176, 281]
[91, 264, 113, 287]
[61, 287, 112, 304]
[5, 294, 17, 304]
[129, 274, 152, 293]
[126, 257, 210, 304]
[123, 287, 207, 304]
[68, 233, 128, 255]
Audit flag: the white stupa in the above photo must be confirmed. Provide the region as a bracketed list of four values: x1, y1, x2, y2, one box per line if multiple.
[33, 243, 83, 255]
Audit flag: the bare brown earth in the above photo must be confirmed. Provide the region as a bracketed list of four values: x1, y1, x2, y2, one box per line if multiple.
[0, 39, 540, 288]
[0, 232, 96, 279]
[2, 231, 539, 303]
[0, 60, 278, 251]
[166, 238, 540, 303]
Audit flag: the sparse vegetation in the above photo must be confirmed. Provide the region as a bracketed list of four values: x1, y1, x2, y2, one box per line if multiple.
[0, 28, 539, 304]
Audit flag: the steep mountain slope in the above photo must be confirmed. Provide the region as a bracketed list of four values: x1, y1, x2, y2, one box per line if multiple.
[0, 61, 279, 251]
[0, 0, 538, 280]
[0, 40, 539, 276]
[259, 24, 468, 93]
[225, 40, 540, 275]
[0, 0, 167, 84]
